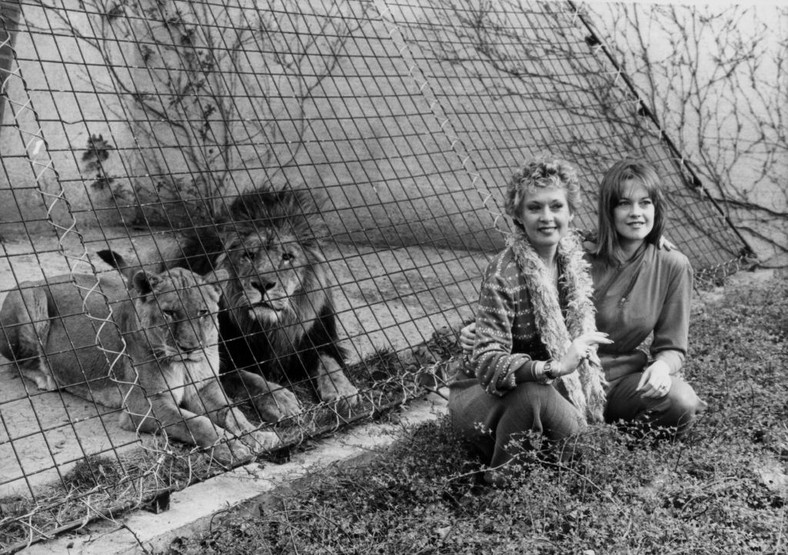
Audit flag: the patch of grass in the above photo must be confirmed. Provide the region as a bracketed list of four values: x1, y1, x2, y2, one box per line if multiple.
[0, 438, 234, 552]
[164, 273, 788, 554]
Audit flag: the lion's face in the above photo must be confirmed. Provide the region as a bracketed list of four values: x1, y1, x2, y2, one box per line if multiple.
[131, 268, 224, 363]
[219, 230, 310, 327]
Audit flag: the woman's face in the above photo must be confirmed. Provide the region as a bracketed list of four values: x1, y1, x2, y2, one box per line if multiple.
[613, 179, 655, 247]
[518, 186, 572, 254]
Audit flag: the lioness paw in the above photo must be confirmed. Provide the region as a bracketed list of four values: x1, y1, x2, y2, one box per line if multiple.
[210, 439, 253, 466]
[243, 430, 280, 452]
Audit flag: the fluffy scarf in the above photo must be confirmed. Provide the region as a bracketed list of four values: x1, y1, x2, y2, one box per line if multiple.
[507, 229, 607, 423]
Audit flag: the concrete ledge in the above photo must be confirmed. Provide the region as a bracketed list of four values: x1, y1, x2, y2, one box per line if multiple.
[21, 393, 449, 554]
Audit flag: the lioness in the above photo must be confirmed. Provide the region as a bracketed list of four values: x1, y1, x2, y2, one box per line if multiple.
[98, 186, 360, 422]
[0, 268, 279, 463]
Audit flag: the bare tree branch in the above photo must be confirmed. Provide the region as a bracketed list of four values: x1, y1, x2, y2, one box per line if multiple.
[586, 3, 787, 267]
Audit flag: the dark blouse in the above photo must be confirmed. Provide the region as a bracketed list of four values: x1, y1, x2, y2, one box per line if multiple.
[588, 243, 693, 380]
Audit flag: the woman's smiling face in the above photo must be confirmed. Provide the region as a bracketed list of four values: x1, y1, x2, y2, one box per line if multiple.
[613, 179, 655, 248]
[518, 186, 573, 255]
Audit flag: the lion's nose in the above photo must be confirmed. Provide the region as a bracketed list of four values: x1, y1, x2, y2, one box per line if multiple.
[251, 279, 277, 293]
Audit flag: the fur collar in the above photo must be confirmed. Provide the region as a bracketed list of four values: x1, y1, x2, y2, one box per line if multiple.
[507, 229, 607, 423]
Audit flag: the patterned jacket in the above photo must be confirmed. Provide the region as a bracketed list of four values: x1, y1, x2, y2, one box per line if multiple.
[471, 246, 555, 396]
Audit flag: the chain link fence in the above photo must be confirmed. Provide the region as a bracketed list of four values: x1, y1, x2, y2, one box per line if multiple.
[0, 0, 750, 549]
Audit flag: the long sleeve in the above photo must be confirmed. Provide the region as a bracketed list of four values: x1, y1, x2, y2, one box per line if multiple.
[590, 245, 694, 380]
[471, 251, 542, 396]
[650, 252, 693, 374]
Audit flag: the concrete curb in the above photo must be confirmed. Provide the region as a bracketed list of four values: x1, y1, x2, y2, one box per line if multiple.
[21, 393, 449, 554]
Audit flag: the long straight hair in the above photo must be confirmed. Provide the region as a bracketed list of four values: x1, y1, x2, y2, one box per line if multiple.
[595, 159, 667, 266]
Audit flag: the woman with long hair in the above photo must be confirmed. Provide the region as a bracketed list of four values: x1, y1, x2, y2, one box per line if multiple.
[588, 158, 706, 431]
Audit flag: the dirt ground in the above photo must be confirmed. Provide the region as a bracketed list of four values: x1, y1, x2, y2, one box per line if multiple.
[0, 227, 488, 498]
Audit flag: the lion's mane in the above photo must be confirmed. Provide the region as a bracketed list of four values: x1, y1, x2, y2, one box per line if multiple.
[171, 187, 346, 382]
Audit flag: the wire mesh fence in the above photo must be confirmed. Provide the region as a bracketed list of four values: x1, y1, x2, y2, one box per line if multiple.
[0, 0, 750, 549]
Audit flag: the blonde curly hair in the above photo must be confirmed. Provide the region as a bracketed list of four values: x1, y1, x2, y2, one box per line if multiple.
[504, 157, 581, 224]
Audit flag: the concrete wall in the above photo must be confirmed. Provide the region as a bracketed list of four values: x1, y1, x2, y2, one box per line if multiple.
[0, 0, 753, 269]
[0, 0, 504, 252]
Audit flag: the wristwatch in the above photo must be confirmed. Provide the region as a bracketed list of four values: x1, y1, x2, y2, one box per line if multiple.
[544, 359, 558, 380]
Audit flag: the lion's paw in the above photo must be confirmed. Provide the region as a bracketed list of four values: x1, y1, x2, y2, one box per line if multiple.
[253, 386, 301, 423]
[319, 374, 360, 414]
[335, 391, 361, 416]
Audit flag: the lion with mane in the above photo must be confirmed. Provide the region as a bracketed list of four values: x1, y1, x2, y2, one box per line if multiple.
[0, 267, 279, 463]
[98, 186, 359, 422]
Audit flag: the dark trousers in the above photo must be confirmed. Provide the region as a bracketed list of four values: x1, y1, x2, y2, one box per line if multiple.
[448, 378, 586, 470]
[604, 372, 707, 435]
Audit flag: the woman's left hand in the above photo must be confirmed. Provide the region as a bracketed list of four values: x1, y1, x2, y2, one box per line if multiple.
[459, 322, 476, 354]
[636, 360, 673, 399]
[658, 236, 677, 251]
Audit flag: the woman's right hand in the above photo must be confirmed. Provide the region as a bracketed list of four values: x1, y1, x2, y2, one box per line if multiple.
[459, 322, 476, 354]
[460, 324, 612, 376]
[555, 332, 613, 376]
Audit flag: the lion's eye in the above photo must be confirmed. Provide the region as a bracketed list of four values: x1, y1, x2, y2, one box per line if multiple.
[162, 310, 176, 321]
[282, 252, 295, 263]
[242, 251, 254, 262]
[198, 310, 210, 319]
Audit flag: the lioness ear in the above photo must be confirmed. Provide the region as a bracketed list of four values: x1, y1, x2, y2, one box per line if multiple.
[209, 268, 230, 284]
[131, 270, 159, 296]
[203, 269, 229, 296]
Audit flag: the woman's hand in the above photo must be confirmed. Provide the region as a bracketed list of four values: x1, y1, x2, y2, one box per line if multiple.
[555, 332, 613, 376]
[460, 324, 613, 377]
[658, 236, 677, 251]
[459, 322, 476, 354]
[636, 360, 673, 398]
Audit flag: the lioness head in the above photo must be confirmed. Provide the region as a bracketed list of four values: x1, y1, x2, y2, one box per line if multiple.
[130, 268, 228, 362]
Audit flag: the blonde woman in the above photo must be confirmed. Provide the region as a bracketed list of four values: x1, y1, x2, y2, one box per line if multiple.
[448, 158, 610, 483]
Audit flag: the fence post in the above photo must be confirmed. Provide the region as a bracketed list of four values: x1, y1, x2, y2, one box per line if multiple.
[0, 1, 21, 131]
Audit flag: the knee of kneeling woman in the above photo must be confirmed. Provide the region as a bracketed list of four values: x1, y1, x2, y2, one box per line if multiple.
[498, 380, 551, 408]
[664, 385, 706, 431]
[520, 382, 587, 438]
